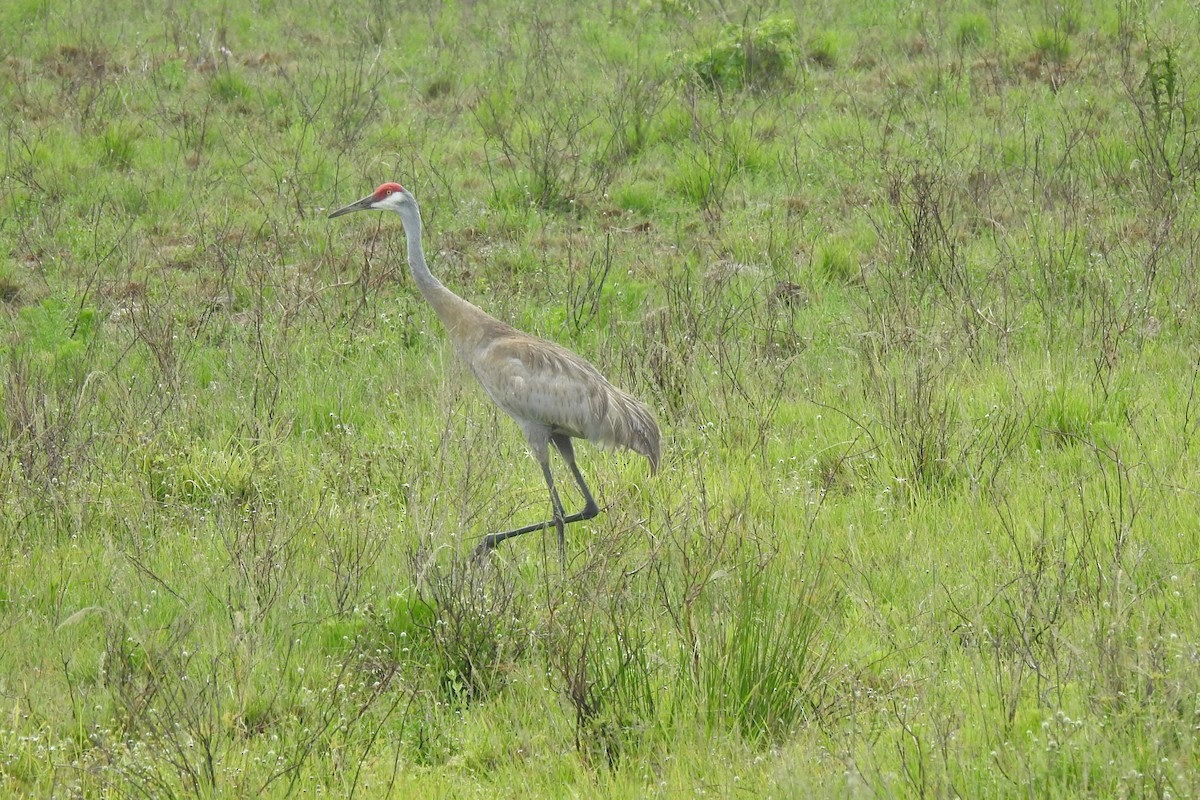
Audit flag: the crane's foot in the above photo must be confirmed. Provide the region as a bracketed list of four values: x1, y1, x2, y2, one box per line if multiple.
[471, 535, 501, 561]
[471, 505, 600, 562]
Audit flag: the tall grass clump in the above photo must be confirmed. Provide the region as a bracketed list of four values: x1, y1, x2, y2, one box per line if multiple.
[685, 16, 799, 91]
[954, 14, 990, 49]
[3, 298, 100, 486]
[402, 547, 528, 703]
[692, 558, 834, 744]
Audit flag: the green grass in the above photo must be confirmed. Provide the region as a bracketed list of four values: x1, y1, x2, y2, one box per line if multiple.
[3, 0, 1200, 796]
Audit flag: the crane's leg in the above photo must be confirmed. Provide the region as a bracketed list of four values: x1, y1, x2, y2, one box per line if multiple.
[472, 435, 599, 560]
[550, 434, 600, 521]
[473, 439, 564, 559]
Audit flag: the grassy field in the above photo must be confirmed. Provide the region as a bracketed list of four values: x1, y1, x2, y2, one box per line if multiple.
[3, 0, 1200, 796]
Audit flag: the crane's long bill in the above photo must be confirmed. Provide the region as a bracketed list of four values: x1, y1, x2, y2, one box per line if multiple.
[328, 194, 376, 219]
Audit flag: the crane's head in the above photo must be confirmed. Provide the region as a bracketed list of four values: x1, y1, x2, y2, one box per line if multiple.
[328, 182, 414, 218]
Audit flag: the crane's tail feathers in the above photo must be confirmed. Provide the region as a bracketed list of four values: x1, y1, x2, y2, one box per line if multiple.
[598, 390, 661, 474]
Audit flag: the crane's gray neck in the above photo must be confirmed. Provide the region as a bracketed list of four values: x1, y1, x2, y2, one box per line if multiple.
[393, 200, 496, 351]
[395, 202, 439, 293]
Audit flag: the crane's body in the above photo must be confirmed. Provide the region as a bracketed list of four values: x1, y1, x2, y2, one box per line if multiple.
[329, 182, 659, 558]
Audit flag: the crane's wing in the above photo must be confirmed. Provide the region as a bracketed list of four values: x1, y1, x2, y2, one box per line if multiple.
[470, 334, 660, 471]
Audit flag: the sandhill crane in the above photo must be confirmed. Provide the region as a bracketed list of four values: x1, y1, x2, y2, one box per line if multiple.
[329, 182, 660, 560]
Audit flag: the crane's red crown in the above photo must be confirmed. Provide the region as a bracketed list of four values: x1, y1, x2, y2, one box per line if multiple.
[373, 182, 405, 200]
